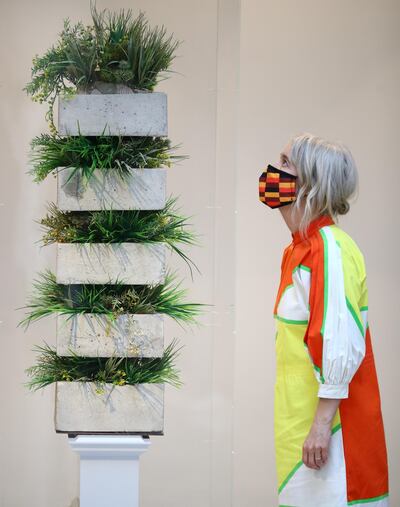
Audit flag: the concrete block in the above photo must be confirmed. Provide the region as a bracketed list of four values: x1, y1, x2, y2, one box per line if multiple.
[58, 92, 168, 136]
[57, 313, 164, 357]
[55, 382, 164, 433]
[57, 167, 167, 211]
[56, 242, 166, 284]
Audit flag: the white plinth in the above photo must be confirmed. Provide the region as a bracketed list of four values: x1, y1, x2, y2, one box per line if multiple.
[68, 435, 151, 507]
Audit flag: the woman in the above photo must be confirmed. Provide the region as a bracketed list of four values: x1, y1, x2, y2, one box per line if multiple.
[259, 133, 389, 507]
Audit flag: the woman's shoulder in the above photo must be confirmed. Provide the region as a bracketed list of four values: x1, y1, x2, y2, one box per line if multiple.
[318, 223, 367, 280]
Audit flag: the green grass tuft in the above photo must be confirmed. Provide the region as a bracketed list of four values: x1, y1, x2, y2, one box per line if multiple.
[23, 1, 182, 131]
[29, 132, 187, 183]
[25, 337, 184, 391]
[17, 269, 209, 331]
[37, 195, 200, 277]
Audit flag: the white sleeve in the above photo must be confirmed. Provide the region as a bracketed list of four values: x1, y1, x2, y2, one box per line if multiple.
[306, 226, 367, 399]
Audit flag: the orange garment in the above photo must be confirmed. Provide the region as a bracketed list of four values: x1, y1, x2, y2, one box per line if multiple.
[273, 214, 389, 506]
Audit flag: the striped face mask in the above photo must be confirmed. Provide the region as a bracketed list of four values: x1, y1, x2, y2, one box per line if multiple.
[259, 164, 298, 209]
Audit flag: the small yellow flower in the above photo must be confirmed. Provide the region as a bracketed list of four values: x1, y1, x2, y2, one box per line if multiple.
[159, 216, 171, 226]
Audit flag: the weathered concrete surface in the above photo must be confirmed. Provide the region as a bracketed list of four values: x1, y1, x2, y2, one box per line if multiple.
[58, 92, 168, 136]
[56, 242, 166, 284]
[57, 313, 164, 357]
[55, 382, 164, 433]
[57, 167, 167, 211]
[84, 81, 135, 94]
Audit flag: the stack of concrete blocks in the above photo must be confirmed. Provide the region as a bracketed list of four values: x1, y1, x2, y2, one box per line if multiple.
[54, 90, 169, 434]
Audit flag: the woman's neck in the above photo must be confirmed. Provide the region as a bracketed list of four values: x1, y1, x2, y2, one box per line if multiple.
[279, 202, 305, 235]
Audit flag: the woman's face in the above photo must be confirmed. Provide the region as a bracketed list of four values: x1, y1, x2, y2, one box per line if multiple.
[278, 142, 297, 177]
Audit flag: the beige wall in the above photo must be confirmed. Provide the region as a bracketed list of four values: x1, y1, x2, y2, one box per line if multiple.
[0, 0, 398, 505]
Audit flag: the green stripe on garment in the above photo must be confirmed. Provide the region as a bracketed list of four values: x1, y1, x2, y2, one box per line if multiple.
[280, 283, 293, 298]
[277, 265, 311, 316]
[278, 460, 303, 493]
[347, 492, 389, 505]
[275, 283, 293, 311]
[319, 228, 329, 384]
[278, 423, 343, 494]
[302, 342, 325, 381]
[274, 315, 309, 325]
[319, 228, 329, 340]
[277, 265, 312, 311]
[292, 263, 311, 274]
[312, 362, 323, 377]
[346, 297, 365, 337]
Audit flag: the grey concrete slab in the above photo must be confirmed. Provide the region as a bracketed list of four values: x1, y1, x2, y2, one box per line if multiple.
[55, 382, 164, 433]
[57, 167, 167, 211]
[56, 242, 166, 284]
[58, 92, 168, 136]
[56, 313, 164, 357]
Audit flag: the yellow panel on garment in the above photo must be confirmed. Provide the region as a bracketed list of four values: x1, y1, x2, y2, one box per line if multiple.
[274, 318, 341, 491]
[329, 225, 368, 334]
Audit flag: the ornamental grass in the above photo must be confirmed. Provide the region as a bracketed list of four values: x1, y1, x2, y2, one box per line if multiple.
[37, 196, 200, 276]
[25, 337, 183, 391]
[29, 132, 187, 183]
[23, 1, 181, 131]
[17, 269, 207, 330]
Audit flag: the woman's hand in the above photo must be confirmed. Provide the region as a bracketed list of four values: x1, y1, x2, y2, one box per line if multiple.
[302, 397, 341, 469]
[302, 420, 332, 469]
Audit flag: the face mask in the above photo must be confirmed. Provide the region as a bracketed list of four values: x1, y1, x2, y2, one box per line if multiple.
[259, 164, 298, 209]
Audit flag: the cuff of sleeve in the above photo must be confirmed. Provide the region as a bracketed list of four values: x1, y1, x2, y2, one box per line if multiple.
[318, 383, 349, 399]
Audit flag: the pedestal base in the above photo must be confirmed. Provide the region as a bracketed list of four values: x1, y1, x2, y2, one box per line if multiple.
[68, 434, 151, 507]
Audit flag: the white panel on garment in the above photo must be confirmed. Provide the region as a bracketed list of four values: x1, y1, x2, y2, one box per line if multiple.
[276, 267, 311, 323]
[278, 427, 347, 507]
[360, 308, 368, 338]
[318, 226, 366, 389]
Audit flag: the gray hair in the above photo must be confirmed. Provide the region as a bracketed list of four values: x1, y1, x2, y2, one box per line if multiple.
[288, 132, 359, 240]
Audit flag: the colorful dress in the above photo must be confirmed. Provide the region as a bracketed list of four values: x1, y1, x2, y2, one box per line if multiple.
[273, 213, 389, 507]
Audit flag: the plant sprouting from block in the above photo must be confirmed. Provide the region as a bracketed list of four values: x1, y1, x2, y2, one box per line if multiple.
[17, 269, 210, 330]
[23, 1, 182, 131]
[29, 131, 188, 183]
[25, 337, 184, 391]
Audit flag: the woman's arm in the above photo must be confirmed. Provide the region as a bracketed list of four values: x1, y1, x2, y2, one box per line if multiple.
[302, 397, 341, 469]
[301, 229, 368, 469]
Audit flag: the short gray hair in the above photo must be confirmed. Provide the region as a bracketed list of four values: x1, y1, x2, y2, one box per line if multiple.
[288, 132, 359, 240]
